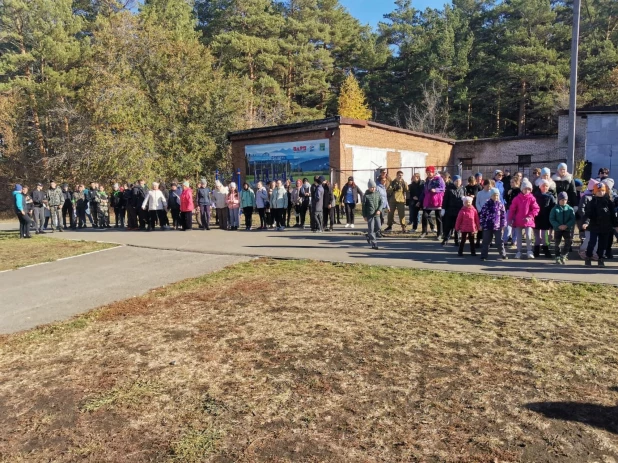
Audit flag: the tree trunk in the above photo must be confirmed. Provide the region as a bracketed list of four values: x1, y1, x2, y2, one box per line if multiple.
[496, 92, 501, 135]
[21, 51, 47, 169]
[518, 81, 526, 137]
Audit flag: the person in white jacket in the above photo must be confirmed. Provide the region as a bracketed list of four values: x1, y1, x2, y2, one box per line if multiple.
[142, 182, 168, 231]
[213, 180, 229, 230]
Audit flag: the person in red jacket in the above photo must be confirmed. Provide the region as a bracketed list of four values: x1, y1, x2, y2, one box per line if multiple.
[455, 196, 480, 256]
[180, 181, 194, 231]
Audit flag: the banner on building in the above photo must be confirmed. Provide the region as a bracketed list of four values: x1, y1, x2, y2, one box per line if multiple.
[245, 139, 330, 184]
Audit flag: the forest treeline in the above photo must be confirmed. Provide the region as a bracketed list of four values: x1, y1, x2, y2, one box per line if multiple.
[0, 0, 617, 185]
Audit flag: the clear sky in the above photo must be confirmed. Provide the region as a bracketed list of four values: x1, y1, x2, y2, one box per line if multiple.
[339, 0, 450, 30]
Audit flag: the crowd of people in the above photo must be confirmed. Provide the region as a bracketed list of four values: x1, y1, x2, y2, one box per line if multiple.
[11, 164, 618, 267]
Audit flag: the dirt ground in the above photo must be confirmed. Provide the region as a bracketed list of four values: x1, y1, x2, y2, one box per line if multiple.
[0, 231, 116, 271]
[1, 259, 617, 462]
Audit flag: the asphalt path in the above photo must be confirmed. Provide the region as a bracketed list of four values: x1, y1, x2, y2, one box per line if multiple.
[0, 245, 248, 334]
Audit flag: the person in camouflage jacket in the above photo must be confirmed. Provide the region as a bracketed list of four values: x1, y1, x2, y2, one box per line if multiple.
[46, 180, 65, 232]
[72, 184, 88, 228]
[97, 185, 110, 228]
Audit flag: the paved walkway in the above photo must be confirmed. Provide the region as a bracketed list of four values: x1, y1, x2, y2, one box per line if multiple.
[31, 225, 618, 285]
[0, 246, 248, 334]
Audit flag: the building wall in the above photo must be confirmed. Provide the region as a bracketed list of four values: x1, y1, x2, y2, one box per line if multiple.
[337, 125, 454, 186]
[453, 136, 558, 166]
[584, 114, 618, 174]
[557, 114, 587, 166]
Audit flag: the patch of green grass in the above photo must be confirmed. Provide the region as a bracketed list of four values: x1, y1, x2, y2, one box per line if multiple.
[0, 235, 116, 271]
[81, 380, 161, 412]
[170, 428, 221, 462]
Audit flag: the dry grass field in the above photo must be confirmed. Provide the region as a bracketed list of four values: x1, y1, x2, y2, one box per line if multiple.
[0, 231, 117, 271]
[0, 259, 617, 462]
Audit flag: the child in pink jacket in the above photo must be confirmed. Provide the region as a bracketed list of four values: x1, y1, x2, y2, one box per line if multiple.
[455, 196, 480, 256]
[509, 178, 540, 259]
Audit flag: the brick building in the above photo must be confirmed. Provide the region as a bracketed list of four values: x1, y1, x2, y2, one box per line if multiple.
[228, 117, 455, 189]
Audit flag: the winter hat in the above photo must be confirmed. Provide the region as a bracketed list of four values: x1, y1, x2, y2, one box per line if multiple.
[14, 184, 22, 192]
[521, 178, 533, 191]
[474, 172, 483, 178]
[215, 180, 222, 188]
[183, 181, 190, 187]
[541, 167, 551, 176]
[229, 182, 237, 189]
[426, 166, 436, 174]
[557, 163, 568, 172]
[453, 175, 461, 182]
[490, 188, 500, 196]
[602, 178, 615, 190]
[318, 176, 325, 183]
[587, 178, 598, 191]
[348, 176, 354, 182]
[539, 179, 550, 187]
[558, 191, 568, 201]
[493, 170, 503, 177]
[574, 178, 583, 187]
[200, 178, 207, 185]
[463, 196, 473, 204]
[368, 178, 376, 188]
[594, 182, 607, 194]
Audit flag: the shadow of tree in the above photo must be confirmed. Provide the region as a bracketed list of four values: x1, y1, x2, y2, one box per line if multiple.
[526, 401, 618, 434]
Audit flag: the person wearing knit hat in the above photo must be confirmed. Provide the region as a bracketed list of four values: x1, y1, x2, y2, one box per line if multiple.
[441, 174, 465, 246]
[478, 186, 507, 261]
[582, 180, 618, 267]
[455, 190, 481, 257]
[549, 191, 576, 264]
[536, 167, 557, 197]
[552, 162, 578, 216]
[362, 176, 383, 249]
[421, 165, 446, 239]
[533, 178, 557, 258]
[226, 182, 241, 230]
[197, 178, 212, 230]
[341, 176, 363, 229]
[509, 177, 540, 259]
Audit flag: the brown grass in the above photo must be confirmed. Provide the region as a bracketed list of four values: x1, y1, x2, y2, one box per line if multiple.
[0, 232, 116, 271]
[0, 259, 617, 462]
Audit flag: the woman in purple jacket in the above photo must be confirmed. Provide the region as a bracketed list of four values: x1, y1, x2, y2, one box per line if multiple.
[420, 166, 446, 239]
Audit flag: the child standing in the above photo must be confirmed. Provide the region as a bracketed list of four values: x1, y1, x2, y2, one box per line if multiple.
[455, 196, 480, 256]
[509, 178, 540, 259]
[226, 182, 241, 230]
[549, 192, 576, 264]
[582, 182, 618, 267]
[362, 179, 383, 250]
[479, 189, 508, 261]
[533, 179, 557, 258]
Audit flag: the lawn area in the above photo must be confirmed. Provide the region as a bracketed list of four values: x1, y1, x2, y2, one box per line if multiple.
[0, 259, 617, 462]
[0, 231, 117, 271]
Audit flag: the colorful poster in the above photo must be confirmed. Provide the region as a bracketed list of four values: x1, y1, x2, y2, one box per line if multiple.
[245, 139, 330, 185]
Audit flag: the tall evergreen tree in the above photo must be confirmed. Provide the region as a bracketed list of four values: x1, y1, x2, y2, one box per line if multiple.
[338, 73, 371, 120]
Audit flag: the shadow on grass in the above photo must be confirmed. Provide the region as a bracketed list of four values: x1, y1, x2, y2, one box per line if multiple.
[525, 401, 618, 434]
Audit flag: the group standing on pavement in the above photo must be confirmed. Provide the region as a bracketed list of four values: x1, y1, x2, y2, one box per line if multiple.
[11, 165, 618, 267]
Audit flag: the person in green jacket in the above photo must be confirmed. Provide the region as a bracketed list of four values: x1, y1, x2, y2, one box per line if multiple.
[362, 179, 383, 250]
[549, 191, 576, 265]
[240, 182, 256, 230]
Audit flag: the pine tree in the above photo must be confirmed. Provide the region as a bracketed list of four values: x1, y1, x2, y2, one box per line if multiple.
[338, 73, 372, 120]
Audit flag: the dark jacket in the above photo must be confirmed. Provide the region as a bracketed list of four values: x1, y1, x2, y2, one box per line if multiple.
[583, 196, 618, 233]
[362, 190, 383, 218]
[533, 191, 557, 230]
[32, 189, 46, 207]
[322, 183, 333, 209]
[110, 190, 125, 208]
[552, 174, 578, 207]
[62, 189, 73, 204]
[408, 180, 425, 206]
[549, 204, 576, 231]
[442, 183, 466, 217]
[197, 187, 212, 206]
[122, 188, 133, 208]
[312, 184, 324, 212]
[168, 189, 181, 209]
[131, 185, 146, 208]
[466, 184, 482, 198]
[341, 183, 364, 204]
[504, 187, 521, 211]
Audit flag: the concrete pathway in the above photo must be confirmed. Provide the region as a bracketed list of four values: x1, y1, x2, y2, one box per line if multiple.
[29, 225, 618, 286]
[0, 246, 248, 334]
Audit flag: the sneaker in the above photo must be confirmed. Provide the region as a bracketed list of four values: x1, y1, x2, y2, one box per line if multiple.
[527, 252, 535, 259]
[345, 224, 350, 228]
[419, 233, 427, 239]
[384, 226, 392, 232]
[350, 224, 355, 229]
[498, 255, 509, 261]
[372, 244, 379, 250]
[598, 259, 605, 267]
[515, 252, 522, 259]
[555, 257, 562, 265]
[585, 258, 592, 267]
[481, 257, 487, 261]
[578, 250, 587, 260]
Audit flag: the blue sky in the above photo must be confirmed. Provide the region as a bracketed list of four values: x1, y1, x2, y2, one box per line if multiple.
[339, 0, 450, 30]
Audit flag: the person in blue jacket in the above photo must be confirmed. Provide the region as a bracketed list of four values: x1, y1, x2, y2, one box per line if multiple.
[13, 184, 34, 238]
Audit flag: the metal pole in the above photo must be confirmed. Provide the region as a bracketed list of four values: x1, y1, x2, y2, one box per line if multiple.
[567, 0, 581, 173]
